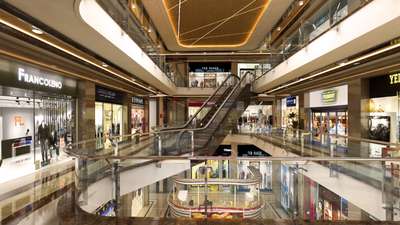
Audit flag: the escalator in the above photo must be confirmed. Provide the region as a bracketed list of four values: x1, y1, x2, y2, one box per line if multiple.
[161, 71, 255, 155]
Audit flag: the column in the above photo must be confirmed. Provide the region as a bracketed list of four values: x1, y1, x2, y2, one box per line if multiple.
[272, 97, 281, 128]
[272, 160, 281, 208]
[298, 94, 306, 130]
[77, 81, 95, 142]
[348, 79, 369, 157]
[229, 143, 238, 179]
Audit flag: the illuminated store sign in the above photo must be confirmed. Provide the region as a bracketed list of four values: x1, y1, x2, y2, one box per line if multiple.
[189, 62, 231, 73]
[18, 68, 62, 89]
[321, 89, 337, 104]
[286, 96, 297, 107]
[389, 73, 400, 85]
[132, 96, 144, 105]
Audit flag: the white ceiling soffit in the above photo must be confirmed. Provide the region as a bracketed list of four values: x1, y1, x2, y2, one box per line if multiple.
[142, 0, 294, 52]
[254, 0, 400, 93]
[4, 0, 176, 95]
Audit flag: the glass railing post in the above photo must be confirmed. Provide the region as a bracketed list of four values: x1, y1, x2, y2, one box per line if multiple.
[301, 132, 311, 156]
[190, 130, 195, 156]
[111, 137, 120, 216]
[111, 159, 120, 216]
[158, 134, 162, 156]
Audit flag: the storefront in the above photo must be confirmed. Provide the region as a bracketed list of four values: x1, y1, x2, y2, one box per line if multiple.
[239, 105, 272, 129]
[280, 164, 295, 213]
[316, 185, 343, 221]
[188, 63, 231, 88]
[187, 98, 209, 120]
[0, 56, 77, 173]
[281, 96, 299, 128]
[95, 86, 127, 144]
[307, 85, 348, 148]
[131, 96, 147, 134]
[363, 73, 400, 144]
[302, 176, 318, 221]
[238, 145, 272, 192]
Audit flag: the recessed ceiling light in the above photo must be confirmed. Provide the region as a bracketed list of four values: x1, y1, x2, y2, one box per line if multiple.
[31, 26, 44, 35]
[298, 0, 304, 6]
[148, 28, 152, 33]
[277, 27, 281, 31]
[101, 62, 108, 67]
[131, 4, 136, 9]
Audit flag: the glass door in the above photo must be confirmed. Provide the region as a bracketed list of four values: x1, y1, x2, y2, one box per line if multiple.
[328, 112, 337, 135]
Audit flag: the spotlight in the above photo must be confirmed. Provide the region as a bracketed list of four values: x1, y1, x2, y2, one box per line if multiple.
[31, 26, 44, 35]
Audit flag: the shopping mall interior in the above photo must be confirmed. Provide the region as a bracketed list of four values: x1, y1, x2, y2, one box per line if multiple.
[0, 0, 400, 224]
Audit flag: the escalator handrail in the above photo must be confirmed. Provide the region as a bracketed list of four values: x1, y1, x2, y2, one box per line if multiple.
[161, 73, 240, 131]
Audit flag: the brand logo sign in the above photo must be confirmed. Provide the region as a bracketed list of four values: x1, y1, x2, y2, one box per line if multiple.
[286, 96, 297, 107]
[132, 96, 144, 105]
[321, 89, 337, 104]
[18, 68, 62, 89]
[389, 73, 400, 85]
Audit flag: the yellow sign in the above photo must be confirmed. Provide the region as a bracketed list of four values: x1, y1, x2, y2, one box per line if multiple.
[322, 90, 337, 104]
[389, 73, 400, 85]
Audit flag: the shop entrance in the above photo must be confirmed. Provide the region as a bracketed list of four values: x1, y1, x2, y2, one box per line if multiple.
[0, 86, 75, 178]
[311, 109, 348, 148]
[312, 111, 347, 137]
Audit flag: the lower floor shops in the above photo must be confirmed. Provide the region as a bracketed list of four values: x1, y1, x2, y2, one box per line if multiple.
[0, 56, 153, 183]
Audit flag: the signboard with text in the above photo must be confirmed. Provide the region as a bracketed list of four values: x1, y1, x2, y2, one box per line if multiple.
[321, 89, 337, 104]
[189, 62, 231, 73]
[0, 57, 77, 96]
[95, 86, 124, 104]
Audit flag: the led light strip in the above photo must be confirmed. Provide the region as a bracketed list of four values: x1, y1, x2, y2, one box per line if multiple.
[162, 0, 271, 48]
[0, 10, 157, 94]
[0, 49, 137, 94]
[266, 41, 400, 94]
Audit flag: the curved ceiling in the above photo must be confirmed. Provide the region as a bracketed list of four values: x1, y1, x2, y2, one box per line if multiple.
[142, 0, 294, 51]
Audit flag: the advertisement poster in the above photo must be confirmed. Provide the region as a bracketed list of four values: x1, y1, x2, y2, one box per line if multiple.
[281, 165, 294, 211]
[368, 115, 390, 142]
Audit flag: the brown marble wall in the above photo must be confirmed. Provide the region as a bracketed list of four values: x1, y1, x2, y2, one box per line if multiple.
[348, 79, 363, 138]
[77, 81, 95, 142]
[298, 94, 306, 130]
[272, 98, 281, 128]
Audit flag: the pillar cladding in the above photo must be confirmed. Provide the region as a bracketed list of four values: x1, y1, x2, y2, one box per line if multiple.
[298, 94, 306, 130]
[348, 79, 363, 138]
[124, 93, 131, 137]
[348, 79, 369, 157]
[272, 98, 281, 128]
[77, 81, 95, 142]
[229, 143, 238, 179]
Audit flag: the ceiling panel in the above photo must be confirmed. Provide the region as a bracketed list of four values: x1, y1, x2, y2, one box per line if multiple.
[142, 0, 294, 51]
[163, 0, 269, 47]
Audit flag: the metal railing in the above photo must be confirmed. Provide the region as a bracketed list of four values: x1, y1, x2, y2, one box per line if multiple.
[255, 0, 374, 81]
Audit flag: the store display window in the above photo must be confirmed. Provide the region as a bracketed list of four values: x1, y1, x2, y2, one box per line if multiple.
[131, 96, 146, 134]
[95, 86, 126, 148]
[238, 105, 272, 133]
[280, 164, 295, 213]
[238, 160, 272, 191]
[188, 63, 231, 88]
[281, 96, 299, 128]
[311, 111, 348, 148]
[317, 186, 342, 221]
[95, 102, 124, 146]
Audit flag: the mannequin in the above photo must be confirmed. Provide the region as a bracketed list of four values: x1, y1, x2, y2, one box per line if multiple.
[38, 121, 49, 163]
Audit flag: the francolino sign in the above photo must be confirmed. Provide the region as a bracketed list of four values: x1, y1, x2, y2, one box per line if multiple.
[0, 57, 77, 96]
[18, 68, 63, 89]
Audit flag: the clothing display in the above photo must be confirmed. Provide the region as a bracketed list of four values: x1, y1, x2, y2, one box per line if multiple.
[38, 122, 49, 162]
